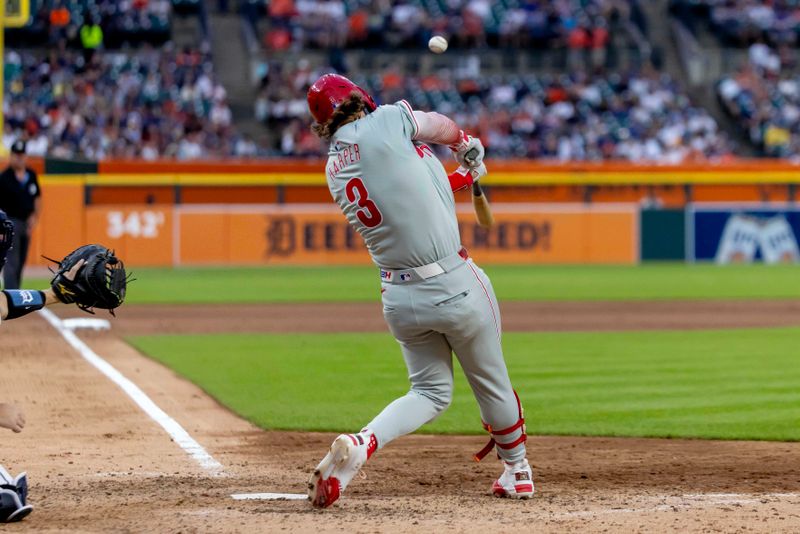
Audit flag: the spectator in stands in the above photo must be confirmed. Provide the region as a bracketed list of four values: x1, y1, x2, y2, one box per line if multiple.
[748, 39, 780, 74]
[567, 20, 590, 72]
[590, 18, 609, 71]
[499, 5, 528, 48]
[462, 0, 489, 47]
[718, 57, 800, 157]
[348, 6, 369, 45]
[269, 0, 296, 28]
[48, 0, 71, 43]
[235, 134, 258, 158]
[79, 14, 104, 63]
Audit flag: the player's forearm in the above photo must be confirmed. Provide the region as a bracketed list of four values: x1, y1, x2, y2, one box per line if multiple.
[0, 289, 60, 321]
[42, 288, 60, 307]
[412, 110, 463, 146]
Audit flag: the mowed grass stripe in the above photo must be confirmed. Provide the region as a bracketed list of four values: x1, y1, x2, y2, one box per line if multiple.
[128, 327, 800, 441]
[29, 263, 800, 303]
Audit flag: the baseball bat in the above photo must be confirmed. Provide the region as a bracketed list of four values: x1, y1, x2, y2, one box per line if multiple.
[464, 148, 494, 229]
[471, 182, 494, 229]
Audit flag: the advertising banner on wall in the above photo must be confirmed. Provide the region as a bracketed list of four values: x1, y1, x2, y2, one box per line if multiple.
[81, 204, 638, 267]
[688, 204, 800, 264]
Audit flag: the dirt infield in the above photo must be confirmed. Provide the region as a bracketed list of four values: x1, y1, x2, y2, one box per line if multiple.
[111, 299, 800, 335]
[1, 302, 799, 532]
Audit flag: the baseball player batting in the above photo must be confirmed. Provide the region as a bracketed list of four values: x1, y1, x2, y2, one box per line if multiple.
[306, 74, 533, 508]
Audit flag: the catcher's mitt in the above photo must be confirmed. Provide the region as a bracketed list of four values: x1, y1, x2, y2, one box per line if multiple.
[48, 244, 128, 315]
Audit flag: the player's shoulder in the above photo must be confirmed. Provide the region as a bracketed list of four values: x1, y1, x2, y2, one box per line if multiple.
[368, 101, 418, 136]
[359, 104, 399, 130]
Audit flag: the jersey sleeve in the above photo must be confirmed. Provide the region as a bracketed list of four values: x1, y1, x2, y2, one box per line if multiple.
[393, 100, 420, 140]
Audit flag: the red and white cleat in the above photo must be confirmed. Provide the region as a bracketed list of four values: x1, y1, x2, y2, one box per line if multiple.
[308, 433, 373, 508]
[492, 458, 534, 499]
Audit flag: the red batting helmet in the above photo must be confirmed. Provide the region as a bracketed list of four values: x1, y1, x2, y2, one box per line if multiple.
[307, 74, 377, 125]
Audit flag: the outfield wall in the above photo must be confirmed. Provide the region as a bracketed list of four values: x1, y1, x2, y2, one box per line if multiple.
[27, 203, 638, 267]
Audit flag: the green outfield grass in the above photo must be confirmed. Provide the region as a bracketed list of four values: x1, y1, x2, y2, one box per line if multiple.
[129, 327, 800, 441]
[31, 263, 800, 304]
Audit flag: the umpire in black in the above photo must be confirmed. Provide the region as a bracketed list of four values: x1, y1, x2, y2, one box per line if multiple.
[0, 140, 41, 289]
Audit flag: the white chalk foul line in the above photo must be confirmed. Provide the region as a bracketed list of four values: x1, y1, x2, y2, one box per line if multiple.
[39, 309, 224, 475]
[231, 493, 308, 501]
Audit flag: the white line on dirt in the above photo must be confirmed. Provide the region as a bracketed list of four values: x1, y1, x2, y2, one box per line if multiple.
[231, 493, 308, 501]
[39, 309, 225, 475]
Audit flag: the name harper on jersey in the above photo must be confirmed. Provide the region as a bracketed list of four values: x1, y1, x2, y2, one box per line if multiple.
[327, 143, 361, 181]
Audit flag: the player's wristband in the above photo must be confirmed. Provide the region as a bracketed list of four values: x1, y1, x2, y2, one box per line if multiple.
[447, 167, 474, 193]
[448, 130, 469, 152]
[2, 290, 46, 320]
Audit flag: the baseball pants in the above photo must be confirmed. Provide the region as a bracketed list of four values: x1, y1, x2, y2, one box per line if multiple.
[368, 254, 526, 463]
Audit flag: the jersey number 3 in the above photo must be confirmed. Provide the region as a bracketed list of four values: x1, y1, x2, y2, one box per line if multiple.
[345, 178, 383, 228]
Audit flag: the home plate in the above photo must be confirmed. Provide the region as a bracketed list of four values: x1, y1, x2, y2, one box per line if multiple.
[231, 493, 308, 501]
[62, 318, 111, 331]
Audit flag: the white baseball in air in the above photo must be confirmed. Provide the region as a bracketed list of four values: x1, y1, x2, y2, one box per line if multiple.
[428, 35, 448, 54]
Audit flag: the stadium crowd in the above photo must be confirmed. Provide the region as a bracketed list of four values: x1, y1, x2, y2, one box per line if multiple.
[254, 0, 645, 53]
[255, 63, 733, 162]
[670, 0, 800, 47]
[2, 46, 257, 160]
[718, 61, 800, 158]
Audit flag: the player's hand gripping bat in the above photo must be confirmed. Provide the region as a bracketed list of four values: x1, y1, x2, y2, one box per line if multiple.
[464, 148, 494, 229]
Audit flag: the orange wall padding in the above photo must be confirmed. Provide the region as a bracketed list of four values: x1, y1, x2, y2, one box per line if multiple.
[181, 186, 280, 204]
[27, 181, 84, 267]
[90, 186, 177, 205]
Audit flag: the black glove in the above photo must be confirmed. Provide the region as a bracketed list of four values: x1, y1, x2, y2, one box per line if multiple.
[49, 244, 128, 315]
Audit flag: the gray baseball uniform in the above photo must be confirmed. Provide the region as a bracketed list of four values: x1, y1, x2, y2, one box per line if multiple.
[325, 101, 526, 463]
